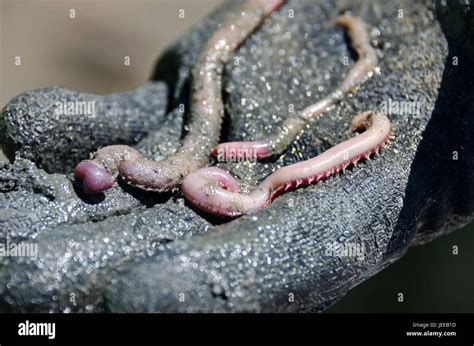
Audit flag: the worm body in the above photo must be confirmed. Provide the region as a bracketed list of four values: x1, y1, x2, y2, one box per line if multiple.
[183, 112, 392, 218]
[212, 15, 378, 161]
[75, 0, 284, 194]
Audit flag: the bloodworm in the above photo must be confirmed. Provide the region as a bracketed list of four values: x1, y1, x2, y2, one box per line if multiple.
[74, 0, 285, 195]
[182, 112, 392, 219]
[211, 15, 378, 161]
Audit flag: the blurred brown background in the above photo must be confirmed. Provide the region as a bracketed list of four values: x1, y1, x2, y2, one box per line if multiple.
[0, 0, 223, 107]
[0, 0, 473, 312]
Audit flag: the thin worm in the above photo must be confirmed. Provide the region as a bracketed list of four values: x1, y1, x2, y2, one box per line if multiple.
[211, 15, 378, 162]
[74, 0, 284, 195]
[183, 112, 392, 219]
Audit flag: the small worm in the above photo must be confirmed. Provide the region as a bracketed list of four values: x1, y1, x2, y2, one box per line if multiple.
[211, 15, 378, 162]
[183, 112, 392, 218]
[75, 0, 285, 195]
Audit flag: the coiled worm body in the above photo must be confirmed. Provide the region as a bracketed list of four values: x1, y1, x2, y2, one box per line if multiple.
[212, 15, 378, 161]
[183, 112, 392, 218]
[74, 0, 284, 194]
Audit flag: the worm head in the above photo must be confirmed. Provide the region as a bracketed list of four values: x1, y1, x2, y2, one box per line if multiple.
[74, 160, 114, 195]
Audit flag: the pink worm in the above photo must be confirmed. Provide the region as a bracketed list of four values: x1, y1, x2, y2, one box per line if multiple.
[75, 0, 284, 195]
[182, 112, 392, 219]
[211, 15, 378, 162]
